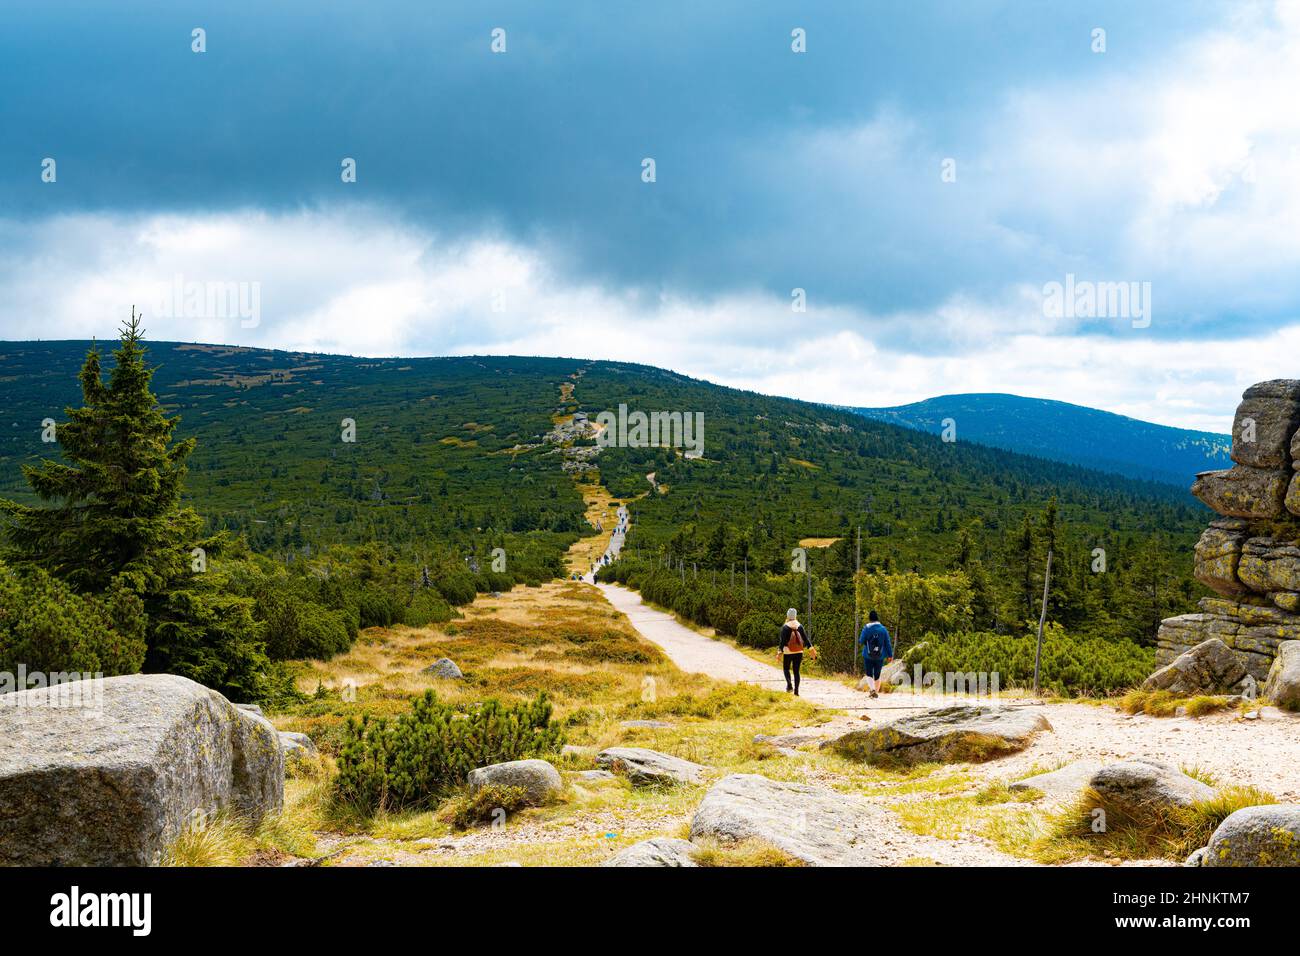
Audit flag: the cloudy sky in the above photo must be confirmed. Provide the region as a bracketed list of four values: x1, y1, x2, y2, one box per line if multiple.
[3, 0, 1298, 431]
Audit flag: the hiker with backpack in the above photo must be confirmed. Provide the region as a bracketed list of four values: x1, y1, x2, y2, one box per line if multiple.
[778, 608, 812, 696]
[857, 610, 893, 699]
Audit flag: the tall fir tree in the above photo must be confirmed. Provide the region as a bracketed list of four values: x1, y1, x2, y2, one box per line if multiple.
[2, 311, 201, 595]
[1, 313, 271, 700]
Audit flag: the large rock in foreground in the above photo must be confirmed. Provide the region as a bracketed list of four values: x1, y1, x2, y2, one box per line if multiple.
[1199, 804, 1300, 867]
[0, 674, 284, 866]
[821, 705, 1052, 766]
[1141, 638, 1247, 695]
[1263, 640, 1300, 711]
[601, 837, 699, 867]
[595, 747, 708, 785]
[467, 759, 564, 805]
[1088, 759, 1214, 824]
[1009, 759, 1104, 804]
[689, 773, 889, 865]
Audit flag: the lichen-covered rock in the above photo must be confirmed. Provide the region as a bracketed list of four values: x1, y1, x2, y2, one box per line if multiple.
[1156, 597, 1300, 682]
[820, 705, 1052, 766]
[422, 658, 464, 680]
[1237, 538, 1300, 595]
[1192, 465, 1291, 519]
[1193, 525, 1251, 596]
[1201, 804, 1300, 867]
[1088, 759, 1214, 824]
[1263, 640, 1300, 711]
[595, 747, 708, 785]
[0, 674, 284, 866]
[601, 837, 699, 867]
[466, 759, 564, 805]
[1230, 382, 1300, 469]
[279, 731, 318, 769]
[1142, 638, 1248, 695]
[689, 773, 889, 865]
[1288, 473, 1300, 518]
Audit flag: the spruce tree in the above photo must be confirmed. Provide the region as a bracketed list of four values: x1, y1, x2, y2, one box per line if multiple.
[2, 311, 201, 595]
[1, 313, 271, 699]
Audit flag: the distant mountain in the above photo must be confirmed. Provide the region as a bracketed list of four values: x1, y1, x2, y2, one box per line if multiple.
[851, 393, 1230, 487]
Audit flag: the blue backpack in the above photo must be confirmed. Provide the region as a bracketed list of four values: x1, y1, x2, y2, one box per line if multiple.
[864, 626, 885, 660]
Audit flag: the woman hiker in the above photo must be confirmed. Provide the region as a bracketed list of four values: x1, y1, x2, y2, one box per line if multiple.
[778, 608, 812, 696]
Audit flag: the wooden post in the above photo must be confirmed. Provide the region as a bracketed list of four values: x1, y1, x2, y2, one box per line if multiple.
[1033, 549, 1054, 697]
[854, 525, 861, 677]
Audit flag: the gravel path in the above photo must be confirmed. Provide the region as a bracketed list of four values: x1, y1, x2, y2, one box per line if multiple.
[597, 583, 1300, 802]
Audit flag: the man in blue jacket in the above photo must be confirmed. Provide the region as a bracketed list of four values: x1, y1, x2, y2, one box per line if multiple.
[857, 610, 893, 699]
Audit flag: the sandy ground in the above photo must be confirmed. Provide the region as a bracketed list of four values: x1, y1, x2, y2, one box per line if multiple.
[596, 583, 1300, 803]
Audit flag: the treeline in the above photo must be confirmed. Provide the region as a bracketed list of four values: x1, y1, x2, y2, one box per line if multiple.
[0, 324, 564, 703]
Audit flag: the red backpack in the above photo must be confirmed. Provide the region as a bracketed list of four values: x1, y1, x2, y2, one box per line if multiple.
[786, 626, 804, 652]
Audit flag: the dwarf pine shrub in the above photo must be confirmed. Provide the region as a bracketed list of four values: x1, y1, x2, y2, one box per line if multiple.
[332, 691, 565, 813]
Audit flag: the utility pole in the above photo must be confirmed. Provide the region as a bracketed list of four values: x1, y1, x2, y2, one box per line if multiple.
[1033, 549, 1054, 697]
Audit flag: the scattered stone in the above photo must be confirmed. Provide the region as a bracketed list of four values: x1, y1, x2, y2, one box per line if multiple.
[689, 773, 889, 865]
[466, 759, 564, 805]
[820, 705, 1052, 766]
[595, 747, 708, 785]
[1141, 638, 1248, 695]
[1008, 760, 1104, 804]
[1263, 640, 1300, 711]
[1201, 804, 1300, 867]
[601, 837, 699, 867]
[620, 719, 673, 729]
[1087, 759, 1214, 823]
[279, 731, 318, 767]
[574, 769, 616, 783]
[753, 730, 828, 749]
[422, 658, 464, 680]
[1185, 847, 1207, 867]
[0, 674, 284, 866]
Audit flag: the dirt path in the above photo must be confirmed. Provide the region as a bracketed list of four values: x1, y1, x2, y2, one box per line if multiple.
[597, 582, 870, 709]
[596, 583, 1300, 801]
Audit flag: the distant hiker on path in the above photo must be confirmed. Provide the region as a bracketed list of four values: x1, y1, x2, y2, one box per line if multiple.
[778, 608, 812, 696]
[857, 610, 893, 699]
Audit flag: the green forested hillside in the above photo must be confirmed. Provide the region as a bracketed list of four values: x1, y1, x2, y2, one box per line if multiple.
[0, 341, 1210, 669]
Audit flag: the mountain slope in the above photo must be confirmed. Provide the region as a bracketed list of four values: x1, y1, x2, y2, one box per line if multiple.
[851, 393, 1230, 487]
[0, 342, 1209, 580]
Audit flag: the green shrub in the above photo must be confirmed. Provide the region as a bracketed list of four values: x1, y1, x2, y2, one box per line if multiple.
[332, 691, 565, 814]
[443, 784, 533, 830]
[404, 589, 455, 627]
[0, 563, 147, 678]
[910, 624, 1153, 696]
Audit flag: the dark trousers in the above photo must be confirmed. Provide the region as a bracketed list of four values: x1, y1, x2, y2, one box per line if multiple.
[782, 652, 803, 691]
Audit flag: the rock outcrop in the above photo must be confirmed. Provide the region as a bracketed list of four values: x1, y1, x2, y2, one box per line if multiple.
[1155, 380, 1300, 685]
[1087, 759, 1214, 824]
[467, 759, 564, 805]
[601, 837, 699, 867]
[1197, 804, 1300, 866]
[1008, 759, 1104, 804]
[820, 705, 1051, 766]
[595, 747, 708, 785]
[1263, 640, 1300, 710]
[0, 674, 284, 866]
[1141, 638, 1248, 695]
[422, 658, 464, 680]
[689, 773, 889, 865]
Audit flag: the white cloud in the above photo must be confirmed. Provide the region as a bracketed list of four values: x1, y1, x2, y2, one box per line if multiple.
[0, 206, 1278, 433]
